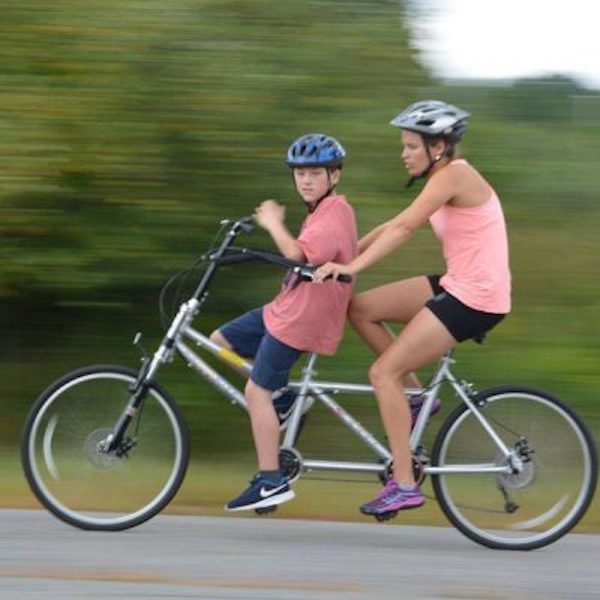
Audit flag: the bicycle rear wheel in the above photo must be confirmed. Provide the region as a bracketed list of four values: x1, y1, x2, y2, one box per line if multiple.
[431, 386, 597, 550]
[22, 365, 190, 531]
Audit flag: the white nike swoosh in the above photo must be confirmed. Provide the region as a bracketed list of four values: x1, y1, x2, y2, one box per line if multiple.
[277, 405, 295, 420]
[259, 484, 287, 498]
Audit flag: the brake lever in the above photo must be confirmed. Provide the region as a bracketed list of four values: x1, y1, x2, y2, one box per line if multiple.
[220, 217, 254, 234]
[228, 216, 255, 234]
[239, 218, 255, 234]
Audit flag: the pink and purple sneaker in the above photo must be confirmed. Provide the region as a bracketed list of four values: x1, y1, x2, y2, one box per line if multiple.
[360, 480, 425, 517]
[410, 396, 441, 428]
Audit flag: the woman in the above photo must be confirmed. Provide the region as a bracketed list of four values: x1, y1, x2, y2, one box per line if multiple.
[313, 100, 511, 517]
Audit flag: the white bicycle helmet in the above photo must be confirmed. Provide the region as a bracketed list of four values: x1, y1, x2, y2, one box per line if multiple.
[391, 100, 469, 142]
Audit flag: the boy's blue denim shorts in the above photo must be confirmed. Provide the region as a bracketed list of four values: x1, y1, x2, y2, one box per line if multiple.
[218, 307, 302, 392]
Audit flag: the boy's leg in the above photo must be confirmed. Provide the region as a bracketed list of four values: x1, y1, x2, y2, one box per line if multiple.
[210, 329, 232, 350]
[211, 312, 304, 428]
[225, 332, 301, 511]
[210, 307, 264, 361]
[247, 333, 301, 469]
[245, 379, 280, 470]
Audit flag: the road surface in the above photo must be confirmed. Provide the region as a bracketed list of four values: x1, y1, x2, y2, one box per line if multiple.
[1, 509, 598, 599]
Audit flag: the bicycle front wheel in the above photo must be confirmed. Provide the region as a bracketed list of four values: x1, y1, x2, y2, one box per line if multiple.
[431, 386, 597, 550]
[22, 365, 190, 531]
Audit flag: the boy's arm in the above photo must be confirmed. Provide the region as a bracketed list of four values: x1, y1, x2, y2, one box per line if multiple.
[266, 221, 305, 261]
[254, 200, 306, 262]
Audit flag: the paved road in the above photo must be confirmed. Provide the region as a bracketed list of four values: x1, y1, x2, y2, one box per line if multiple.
[1, 509, 599, 599]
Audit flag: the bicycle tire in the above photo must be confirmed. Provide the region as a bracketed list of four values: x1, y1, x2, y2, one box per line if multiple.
[21, 365, 190, 531]
[431, 385, 597, 550]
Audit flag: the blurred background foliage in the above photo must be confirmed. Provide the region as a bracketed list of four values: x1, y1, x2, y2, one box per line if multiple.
[1, 1, 599, 480]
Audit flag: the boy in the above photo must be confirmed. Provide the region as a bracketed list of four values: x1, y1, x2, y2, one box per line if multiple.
[210, 133, 357, 511]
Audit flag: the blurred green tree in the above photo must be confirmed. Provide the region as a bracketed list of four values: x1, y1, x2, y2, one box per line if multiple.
[0, 1, 598, 459]
[0, 0, 426, 305]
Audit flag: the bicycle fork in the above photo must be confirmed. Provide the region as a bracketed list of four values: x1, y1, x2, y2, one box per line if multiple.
[102, 299, 200, 454]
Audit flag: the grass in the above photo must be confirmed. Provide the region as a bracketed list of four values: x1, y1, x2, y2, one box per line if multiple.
[5, 455, 600, 534]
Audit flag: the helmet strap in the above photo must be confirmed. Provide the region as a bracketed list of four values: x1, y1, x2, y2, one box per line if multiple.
[405, 136, 444, 188]
[293, 169, 336, 213]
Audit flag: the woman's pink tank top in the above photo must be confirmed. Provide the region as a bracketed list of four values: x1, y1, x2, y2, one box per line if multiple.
[428, 161, 511, 313]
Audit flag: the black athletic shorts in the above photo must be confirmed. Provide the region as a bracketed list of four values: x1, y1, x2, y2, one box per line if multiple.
[425, 275, 506, 342]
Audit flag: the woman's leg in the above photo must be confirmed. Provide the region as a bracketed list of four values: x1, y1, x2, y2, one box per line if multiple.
[369, 306, 457, 485]
[348, 276, 433, 388]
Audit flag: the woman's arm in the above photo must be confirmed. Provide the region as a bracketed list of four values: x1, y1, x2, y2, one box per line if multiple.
[313, 168, 457, 281]
[347, 217, 414, 275]
[357, 220, 391, 253]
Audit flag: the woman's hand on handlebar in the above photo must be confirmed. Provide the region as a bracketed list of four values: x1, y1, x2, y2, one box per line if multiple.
[312, 261, 354, 284]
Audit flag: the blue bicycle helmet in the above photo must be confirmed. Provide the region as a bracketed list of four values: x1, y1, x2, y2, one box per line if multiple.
[286, 133, 345, 169]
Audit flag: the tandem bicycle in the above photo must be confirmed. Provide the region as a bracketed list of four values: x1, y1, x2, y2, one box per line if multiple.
[21, 216, 598, 550]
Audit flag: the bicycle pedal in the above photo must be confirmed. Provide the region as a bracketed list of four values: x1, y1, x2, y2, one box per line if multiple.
[255, 506, 278, 516]
[374, 510, 398, 522]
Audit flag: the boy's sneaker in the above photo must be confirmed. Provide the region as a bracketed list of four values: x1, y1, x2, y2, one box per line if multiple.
[360, 480, 425, 516]
[225, 473, 295, 512]
[272, 388, 314, 429]
[409, 395, 441, 428]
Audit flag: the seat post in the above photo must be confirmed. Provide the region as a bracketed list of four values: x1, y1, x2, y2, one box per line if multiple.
[302, 352, 319, 379]
[281, 352, 318, 448]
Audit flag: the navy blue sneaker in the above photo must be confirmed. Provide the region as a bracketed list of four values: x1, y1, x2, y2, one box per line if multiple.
[272, 389, 314, 430]
[225, 474, 295, 512]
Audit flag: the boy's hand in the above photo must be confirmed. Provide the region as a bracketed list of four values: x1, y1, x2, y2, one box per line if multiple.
[254, 200, 285, 231]
[253, 200, 305, 261]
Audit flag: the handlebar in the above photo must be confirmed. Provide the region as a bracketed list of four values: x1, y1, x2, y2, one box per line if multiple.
[220, 216, 255, 235]
[214, 246, 352, 283]
[211, 217, 352, 283]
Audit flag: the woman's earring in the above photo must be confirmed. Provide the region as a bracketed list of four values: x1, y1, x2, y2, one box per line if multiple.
[435, 154, 442, 161]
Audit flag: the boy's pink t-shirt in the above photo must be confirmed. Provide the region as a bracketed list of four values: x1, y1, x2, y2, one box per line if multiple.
[429, 163, 511, 313]
[263, 195, 358, 355]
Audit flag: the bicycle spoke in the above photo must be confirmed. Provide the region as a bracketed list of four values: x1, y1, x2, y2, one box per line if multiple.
[23, 367, 189, 531]
[432, 387, 597, 550]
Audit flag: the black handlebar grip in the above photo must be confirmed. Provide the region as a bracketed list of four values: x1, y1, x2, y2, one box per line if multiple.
[335, 273, 353, 284]
[297, 266, 352, 284]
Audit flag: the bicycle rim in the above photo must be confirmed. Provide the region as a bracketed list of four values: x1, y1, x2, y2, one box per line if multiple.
[23, 367, 189, 530]
[432, 386, 597, 550]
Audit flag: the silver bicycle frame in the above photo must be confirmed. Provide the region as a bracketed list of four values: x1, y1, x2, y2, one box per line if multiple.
[158, 307, 517, 479]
